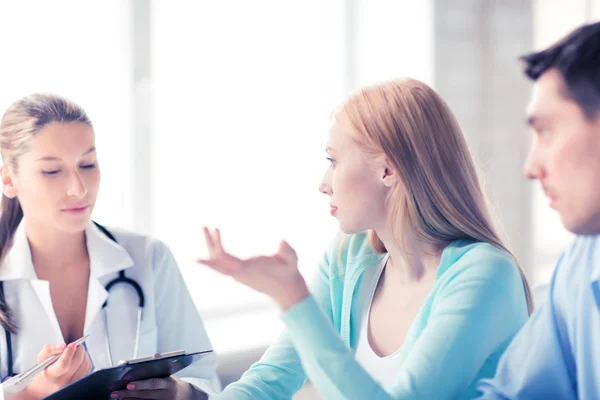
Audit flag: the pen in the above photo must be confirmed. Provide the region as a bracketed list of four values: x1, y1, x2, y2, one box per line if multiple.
[11, 334, 90, 385]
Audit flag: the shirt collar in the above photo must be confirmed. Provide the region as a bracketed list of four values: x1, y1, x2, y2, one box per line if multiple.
[0, 221, 134, 281]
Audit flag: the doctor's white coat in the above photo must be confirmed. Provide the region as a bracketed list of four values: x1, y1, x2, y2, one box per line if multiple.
[0, 222, 221, 398]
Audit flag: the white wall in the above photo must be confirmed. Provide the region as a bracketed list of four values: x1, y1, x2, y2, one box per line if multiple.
[0, 0, 135, 230]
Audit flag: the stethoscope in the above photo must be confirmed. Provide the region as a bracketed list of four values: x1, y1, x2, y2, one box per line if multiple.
[0, 222, 145, 381]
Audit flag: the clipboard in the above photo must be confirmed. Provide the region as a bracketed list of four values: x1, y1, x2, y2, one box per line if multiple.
[42, 350, 214, 400]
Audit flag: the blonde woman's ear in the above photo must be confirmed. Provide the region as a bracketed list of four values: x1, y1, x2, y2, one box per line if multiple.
[381, 161, 398, 188]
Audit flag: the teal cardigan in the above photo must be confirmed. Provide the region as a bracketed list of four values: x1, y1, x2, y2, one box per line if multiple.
[216, 233, 529, 399]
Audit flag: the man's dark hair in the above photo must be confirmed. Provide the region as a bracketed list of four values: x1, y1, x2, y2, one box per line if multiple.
[520, 21, 600, 120]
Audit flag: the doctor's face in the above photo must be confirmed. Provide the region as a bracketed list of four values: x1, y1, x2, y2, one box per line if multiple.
[5, 122, 100, 233]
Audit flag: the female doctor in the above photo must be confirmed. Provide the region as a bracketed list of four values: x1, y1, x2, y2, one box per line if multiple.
[0, 93, 220, 399]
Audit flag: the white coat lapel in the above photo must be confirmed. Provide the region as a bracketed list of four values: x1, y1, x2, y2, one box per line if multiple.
[83, 222, 134, 333]
[0, 223, 63, 340]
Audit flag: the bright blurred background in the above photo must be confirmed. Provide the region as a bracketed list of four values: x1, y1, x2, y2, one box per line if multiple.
[1, 1, 598, 396]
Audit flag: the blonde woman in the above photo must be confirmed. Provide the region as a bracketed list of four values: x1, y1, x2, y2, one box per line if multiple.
[197, 78, 531, 400]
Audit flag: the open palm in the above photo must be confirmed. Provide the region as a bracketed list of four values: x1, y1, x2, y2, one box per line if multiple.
[197, 228, 309, 308]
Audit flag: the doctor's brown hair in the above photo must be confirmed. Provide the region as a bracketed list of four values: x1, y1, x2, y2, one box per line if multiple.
[335, 78, 533, 313]
[0, 93, 92, 333]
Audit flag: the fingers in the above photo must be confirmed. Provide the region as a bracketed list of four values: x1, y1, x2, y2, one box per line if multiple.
[71, 357, 91, 382]
[277, 240, 298, 263]
[197, 227, 245, 275]
[37, 343, 66, 363]
[199, 229, 300, 278]
[203, 227, 224, 256]
[47, 342, 79, 378]
[126, 378, 170, 390]
[196, 255, 238, 276]
[110, 377, 172, 399]
[213, 228, 223, 252]
[71, 343, 86, 368]
[69, 346, 91, 382]
[195, 258, 217, 270]
[202, 227, 222, 262]
[202, 227, 214, 249]
[111, 392, 165, 400]
[48, 342, 76, 376]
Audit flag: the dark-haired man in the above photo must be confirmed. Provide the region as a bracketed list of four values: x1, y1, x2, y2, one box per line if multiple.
[477, 21, 600, 400]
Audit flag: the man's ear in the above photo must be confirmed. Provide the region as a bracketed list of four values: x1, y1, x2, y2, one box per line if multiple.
[1, 165, 18, 199]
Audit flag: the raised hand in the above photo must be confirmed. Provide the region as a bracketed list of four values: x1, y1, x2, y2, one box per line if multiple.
[197, 228, 309, 310]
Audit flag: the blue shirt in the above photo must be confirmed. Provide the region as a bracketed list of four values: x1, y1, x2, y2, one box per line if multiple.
[216, 233, 528, 400]
[477, 235, 600, 399]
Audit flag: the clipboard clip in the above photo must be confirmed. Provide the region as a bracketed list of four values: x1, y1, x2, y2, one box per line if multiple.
[117, 350, 186, 366]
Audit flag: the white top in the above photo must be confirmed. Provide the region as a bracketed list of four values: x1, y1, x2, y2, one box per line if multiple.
[354, 254, 403, 387]
[0, 221, 221, 398]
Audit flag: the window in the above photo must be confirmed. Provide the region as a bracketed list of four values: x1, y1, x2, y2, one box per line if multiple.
[150, 1, 345, 351]
[0, 1, 133, 230]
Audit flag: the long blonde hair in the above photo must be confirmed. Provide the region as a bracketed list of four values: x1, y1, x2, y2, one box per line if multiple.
[336, 78, 533, 312]
[0, 93, 92, 332]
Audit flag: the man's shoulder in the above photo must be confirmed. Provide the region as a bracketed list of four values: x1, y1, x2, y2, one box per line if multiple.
[554, 235, 600, 284]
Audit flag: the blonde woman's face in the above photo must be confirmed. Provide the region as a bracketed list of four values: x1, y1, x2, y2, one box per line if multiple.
[1, 122, 100, 233]
[319, 122, 390, 234]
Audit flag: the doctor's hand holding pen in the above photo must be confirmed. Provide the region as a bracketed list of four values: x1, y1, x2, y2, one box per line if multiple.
[11, 341, 91, 400]
[196, 228, 309, 311]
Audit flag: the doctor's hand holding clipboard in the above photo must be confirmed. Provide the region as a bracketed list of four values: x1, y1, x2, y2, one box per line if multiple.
[0, 94, 220, 400]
